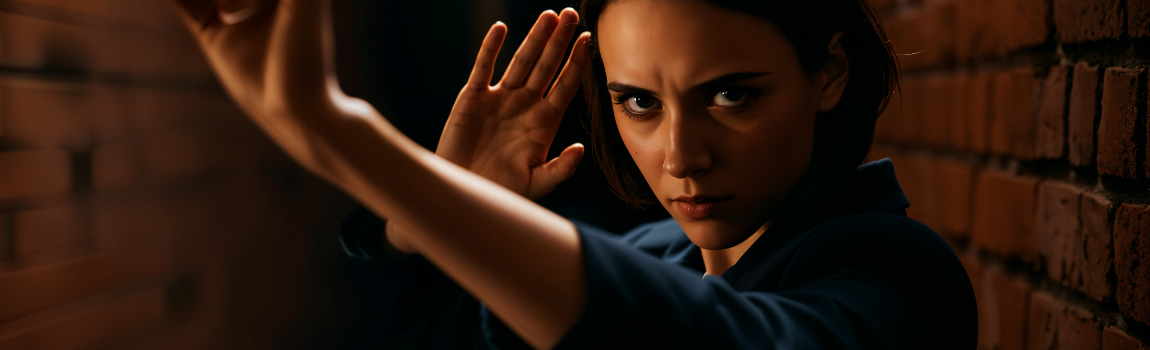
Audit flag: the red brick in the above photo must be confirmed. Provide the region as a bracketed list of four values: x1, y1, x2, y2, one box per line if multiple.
[91, 139, 142, 190]
[977, 266, 1031, 350]
[1115, 203, 1150, 325]
[137, 130, 210, 182]
[1103, 327, 1149, 350]
[958, 252, 983, 295]
[0, 286, 165, 350]
[993, 0, 1051, 55]
[1078, 192, 1115, 300]
[1028, 291, 1100, 350]
[1037, 66, 1069, 159]
[972, 170, 1039, 263]
[1038, 182, 1082, 278]
[0, 85, 90, 149]
[1037, 184, 1114, 301]
[91, 199, 173, 252]
[891, 2, 957, 70]
[0, 11, 212, 79]
[948, 75, 971, 151]
[1131, 0, 1150, 38]
[0, 214, 9, 261]
[956, 0, 997, 60]
[0, 150, 72, 201]
[1068, 62, 1101, 167]
[990, 69, 1041, 159]
[1053, 0, 1124, 42]
[0, 244, 172, 323]
[11, 205, 86, 258]
[967, 73, 994, 154]
[1097, 67, 1143, 178]
[933, 158, 974, 238]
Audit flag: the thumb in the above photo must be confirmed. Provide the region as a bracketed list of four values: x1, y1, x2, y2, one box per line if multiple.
[528, 143, 585, 199]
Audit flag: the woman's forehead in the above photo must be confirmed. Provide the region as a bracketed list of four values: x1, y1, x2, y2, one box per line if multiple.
[596, 0, 799, 88]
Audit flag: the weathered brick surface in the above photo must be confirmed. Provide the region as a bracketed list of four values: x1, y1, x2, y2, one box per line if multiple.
[1097, 67, 1143, 178]
[1130, 0, 1150, 38]
[990, 69, 1040, 159]
[1068, 62, 1100, 167]
[1028, 291, 1100, 350]
[0, 11, 211, 78]
[933, 158, 974, 238]
[977, 266, 1031, 350]
[0, 150, 72, 201]
[1104, 327, 1149, 350]
[0, 286, 165, 350]
[1115, 203, 1150, 326]
[0, 244, 171, 323]
[91, 140, 142, 190]
[1053, 0, 1124, 42]
[967, 73, 993, 154]
[0, 214, 9, 262]
[1078, 192, 1115, 300]
[11, 205, 86, 258]
[972, 170, 1039, 263]
[992, 0, 1051, 55]
[1037, 66, 1069, 159]
[1037, 183, 1114, 301]
[0, 85, 91, 149]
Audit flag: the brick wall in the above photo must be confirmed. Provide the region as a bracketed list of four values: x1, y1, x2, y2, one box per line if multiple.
[0, 1, 357, 349]
[872, 0, 1150, 348]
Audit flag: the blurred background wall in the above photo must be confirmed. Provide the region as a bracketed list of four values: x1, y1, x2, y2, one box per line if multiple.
[872, 0, 1150, 349]
[0, 0, 1146, 349]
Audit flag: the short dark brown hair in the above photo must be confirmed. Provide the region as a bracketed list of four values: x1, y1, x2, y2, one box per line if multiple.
[579, 0, 900, 208]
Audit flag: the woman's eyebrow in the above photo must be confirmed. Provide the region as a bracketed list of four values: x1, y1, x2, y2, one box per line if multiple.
[606, 72, 769, 96]
[605, 82, 657, 96]
[691, 72, 770, 92]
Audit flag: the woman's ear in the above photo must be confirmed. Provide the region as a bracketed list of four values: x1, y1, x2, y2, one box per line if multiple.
[816, 33, 849, 112]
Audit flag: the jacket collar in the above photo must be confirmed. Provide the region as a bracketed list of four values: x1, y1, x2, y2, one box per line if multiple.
[719, 158, 910, 287]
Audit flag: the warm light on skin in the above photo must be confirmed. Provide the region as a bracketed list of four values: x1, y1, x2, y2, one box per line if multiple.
[598, 0, 838, 274]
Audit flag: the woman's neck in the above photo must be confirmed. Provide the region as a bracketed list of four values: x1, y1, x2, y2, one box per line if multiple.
[700, 224, 767, 276]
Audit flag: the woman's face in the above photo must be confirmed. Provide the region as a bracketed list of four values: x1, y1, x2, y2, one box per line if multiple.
[598, 0, 841, 250]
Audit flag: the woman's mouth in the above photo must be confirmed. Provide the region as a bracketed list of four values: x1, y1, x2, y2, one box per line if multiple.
[672, 195, 732, 219]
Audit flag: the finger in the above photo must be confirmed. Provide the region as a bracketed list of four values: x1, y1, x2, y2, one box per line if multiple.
[529, 143, 584, 199]
[499, 10, 559, 89]
[219, 0, 275, 25]
[524, 8, 580, 95]
[546, 32, 592, 110]
[466, 22, 508, 88]
[169, 0, 220, 33]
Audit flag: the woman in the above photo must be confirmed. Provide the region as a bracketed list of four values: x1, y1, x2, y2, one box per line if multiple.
[172, 0, 976, 348]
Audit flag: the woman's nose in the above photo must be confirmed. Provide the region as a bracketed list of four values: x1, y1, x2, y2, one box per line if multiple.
[662, 113, 712, 179]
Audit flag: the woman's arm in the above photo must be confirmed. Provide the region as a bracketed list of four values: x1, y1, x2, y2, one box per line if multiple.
[169, 1, 589, 348]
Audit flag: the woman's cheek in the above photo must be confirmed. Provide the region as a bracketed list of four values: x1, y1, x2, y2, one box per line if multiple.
[616, 117, 666, 193]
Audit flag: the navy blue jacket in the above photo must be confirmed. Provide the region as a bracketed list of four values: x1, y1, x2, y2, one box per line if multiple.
[339, 159, 977, 349]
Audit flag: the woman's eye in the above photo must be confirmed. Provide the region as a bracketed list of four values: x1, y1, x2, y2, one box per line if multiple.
[711, 89, 749, 107]
[624, 95, 660, 114]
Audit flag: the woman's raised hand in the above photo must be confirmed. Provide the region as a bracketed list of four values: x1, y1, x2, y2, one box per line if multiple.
[437, 9, 592, 200]
[169, 0, 368, 175]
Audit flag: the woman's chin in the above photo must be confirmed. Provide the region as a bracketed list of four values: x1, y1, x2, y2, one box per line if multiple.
[679, 221, 760, 251]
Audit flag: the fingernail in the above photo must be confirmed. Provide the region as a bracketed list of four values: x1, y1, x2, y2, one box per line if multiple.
[494, 21, 504, 26]
[218, 4, 264, 25]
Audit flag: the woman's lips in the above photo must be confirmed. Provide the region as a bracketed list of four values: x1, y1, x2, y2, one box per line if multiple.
[672, 195, 732, 219]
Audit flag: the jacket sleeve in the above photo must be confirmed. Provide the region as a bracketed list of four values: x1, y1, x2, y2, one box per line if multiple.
[340, 207, 536, 349]
[553, 220, 909, 350]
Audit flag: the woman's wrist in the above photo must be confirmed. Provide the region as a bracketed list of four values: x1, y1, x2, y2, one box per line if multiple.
[385, 220, 418, 254]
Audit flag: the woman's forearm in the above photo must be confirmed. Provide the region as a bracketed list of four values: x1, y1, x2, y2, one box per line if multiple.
[313, 97, 585, 349]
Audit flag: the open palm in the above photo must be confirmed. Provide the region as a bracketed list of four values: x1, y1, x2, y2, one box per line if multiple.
[438, 9, 591, 200]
